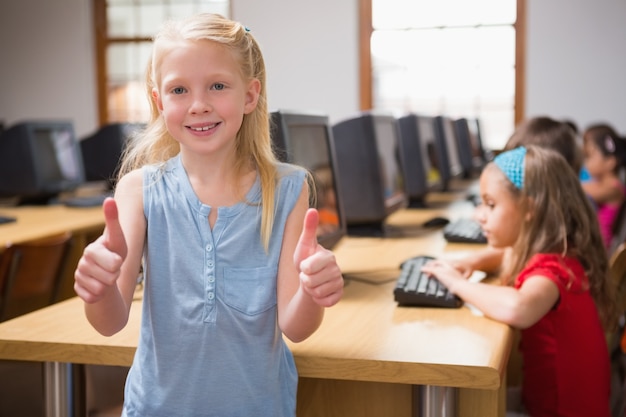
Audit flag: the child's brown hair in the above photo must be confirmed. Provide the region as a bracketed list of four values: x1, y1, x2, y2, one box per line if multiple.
[500, 145, 618, 330]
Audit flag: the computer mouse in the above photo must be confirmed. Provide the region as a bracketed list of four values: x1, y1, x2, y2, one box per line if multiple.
[422, 216, 450, 228]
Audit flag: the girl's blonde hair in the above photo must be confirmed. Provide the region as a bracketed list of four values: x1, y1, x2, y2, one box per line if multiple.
[118, 13, 279, 250]
[499, 145, 618, 330]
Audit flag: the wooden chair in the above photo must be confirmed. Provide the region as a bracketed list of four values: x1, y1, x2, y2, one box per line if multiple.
[0, 232, 73, 322]
[609, 200, 626, 257]
[609, 242, 626, 315]
[608, 242, 626, 417]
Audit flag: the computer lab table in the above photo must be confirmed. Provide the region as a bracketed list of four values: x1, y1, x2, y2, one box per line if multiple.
[0, 227, 512, 417]
[0, 204, 106, 302]
[0, 178, 512, 417]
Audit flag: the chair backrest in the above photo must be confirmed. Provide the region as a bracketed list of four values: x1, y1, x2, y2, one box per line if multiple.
[0, 232, 73, 322]
[608, 242, 626, 417]
[609, 200, 626, 257]
[610, 242, 626, 314]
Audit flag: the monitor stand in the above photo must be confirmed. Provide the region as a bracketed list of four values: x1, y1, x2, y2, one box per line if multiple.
[347, 222, 387, 237]
[17, 194, 58, 206]
[407, 198, 427, 209]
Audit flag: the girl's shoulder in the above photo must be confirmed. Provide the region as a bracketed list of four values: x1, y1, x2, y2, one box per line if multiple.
[276, 161, 307, 174]
[272, 163, 309, 200]
[275, 161, 308, 181]
[116, 168, 144, 192]
[140, 156, 178, 184]
[518, 253, 586, 291]
[606, 175, 626, 203]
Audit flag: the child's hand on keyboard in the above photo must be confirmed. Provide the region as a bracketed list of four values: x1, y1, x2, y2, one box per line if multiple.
[421, 260, 466, 295]
[444, 246, 506, 278]
[447, 259, 475, 279]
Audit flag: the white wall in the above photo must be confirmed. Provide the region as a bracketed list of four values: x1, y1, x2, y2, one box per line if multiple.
[0, 0, 97, 138]
[232, 0, 359, 125]
[525, 0, 626, 133]
[0, 0, 624, 141]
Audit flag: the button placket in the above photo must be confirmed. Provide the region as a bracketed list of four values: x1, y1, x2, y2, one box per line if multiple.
[204, 240, 217, 322]
[206, 243, 215, 300]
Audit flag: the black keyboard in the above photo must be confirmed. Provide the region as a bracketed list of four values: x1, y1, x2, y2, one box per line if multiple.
[0, 215, 16, 224]
[443, 218, 487, 244]
[393, 255, 462, 308]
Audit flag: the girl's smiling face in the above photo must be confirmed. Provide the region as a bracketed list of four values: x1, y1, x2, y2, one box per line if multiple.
[152, 39, 260, 158]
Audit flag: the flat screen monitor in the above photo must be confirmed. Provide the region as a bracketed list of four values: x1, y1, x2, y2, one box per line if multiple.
[373, 115, 407, 211]
[454, 117, 486, 177]
[471, 118, 492, 162]
[0, 120, 85, 205]
[80, 122, 145, 188]
[270, 110, 347, 249]
[397, 113, 448, 207]
[417, 115, 446, 191]
[433, 115, 463, 190]
[332, 112, 407, 236]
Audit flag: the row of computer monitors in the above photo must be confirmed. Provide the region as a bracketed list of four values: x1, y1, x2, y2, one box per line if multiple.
[0, 110, 489, 249]
[271, 111, 490, 245]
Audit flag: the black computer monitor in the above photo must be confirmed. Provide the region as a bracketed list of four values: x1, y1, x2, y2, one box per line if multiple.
[433, 115, 464, 190]
[454, 117, 486, 177]
[0, 120, 85, 205]
[332, 112, 407, 236]
[270, 110, 347, 249]
[80, 122, 145, 188]
[397, 113, 448, 207]
[471, 118, 492, 163]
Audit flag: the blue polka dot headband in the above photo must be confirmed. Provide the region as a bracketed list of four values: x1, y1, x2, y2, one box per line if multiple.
[493, 146, 527, 189]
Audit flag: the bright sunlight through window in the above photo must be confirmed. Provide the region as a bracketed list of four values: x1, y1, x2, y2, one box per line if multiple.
[371, 0, 517, 150]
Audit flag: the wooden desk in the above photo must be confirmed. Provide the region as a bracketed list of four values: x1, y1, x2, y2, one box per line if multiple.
[0, 204, 105, 301]
[0, 232, 511, 417]
[292, 279, 511, 417]
[0, 205, 104, 247]
[0, 182, 511, 417]
[310, 233, 511, 417]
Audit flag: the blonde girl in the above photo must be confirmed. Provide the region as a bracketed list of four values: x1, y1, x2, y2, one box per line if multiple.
[74, 13, 343, 417]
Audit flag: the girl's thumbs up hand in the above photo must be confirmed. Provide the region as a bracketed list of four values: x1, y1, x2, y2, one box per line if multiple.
[294, 209, 343, 307]
[74, 198, 128, 303]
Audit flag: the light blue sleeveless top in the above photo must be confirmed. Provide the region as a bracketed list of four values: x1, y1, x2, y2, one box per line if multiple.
[122, 154, 305, 417]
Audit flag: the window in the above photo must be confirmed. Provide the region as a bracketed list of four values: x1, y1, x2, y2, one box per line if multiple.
[363, 0, 524, 150]
[93, 0, 231, 125]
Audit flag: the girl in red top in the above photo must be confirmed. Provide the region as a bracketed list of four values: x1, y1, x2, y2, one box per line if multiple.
[422, 145, 619, 417]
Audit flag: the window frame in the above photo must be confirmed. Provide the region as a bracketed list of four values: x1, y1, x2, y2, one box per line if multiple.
[359, 0, 526, 128]
[92, 0, 232, 126]
[93, 1, 525, 128]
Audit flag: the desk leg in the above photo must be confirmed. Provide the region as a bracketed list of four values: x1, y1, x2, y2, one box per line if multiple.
[414, 385, 456, 417]
[44, 362, 72, 417]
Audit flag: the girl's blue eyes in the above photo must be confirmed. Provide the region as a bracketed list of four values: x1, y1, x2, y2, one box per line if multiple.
[171, 84, 224, 93]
